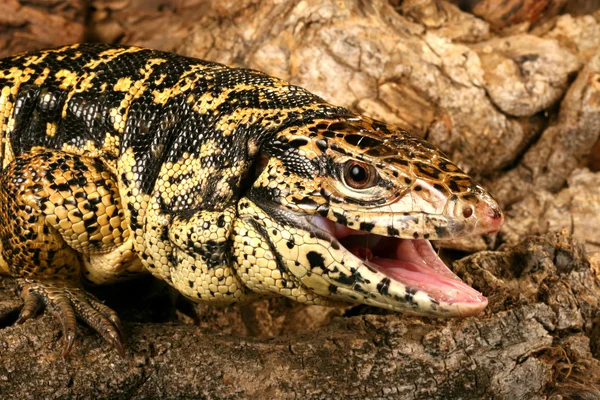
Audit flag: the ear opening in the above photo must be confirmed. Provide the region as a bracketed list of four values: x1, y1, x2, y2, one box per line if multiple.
[239, 152, 269, 195]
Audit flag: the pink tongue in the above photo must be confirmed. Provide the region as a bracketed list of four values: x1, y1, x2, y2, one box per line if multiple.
[394, 239, 459, 279]
[361, 239, 486, 305]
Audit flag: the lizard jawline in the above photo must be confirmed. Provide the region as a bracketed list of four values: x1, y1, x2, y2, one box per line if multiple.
[312, 217, 488, 313]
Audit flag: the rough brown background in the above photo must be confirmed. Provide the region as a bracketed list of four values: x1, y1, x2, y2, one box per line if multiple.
[1, 0, 600, 398]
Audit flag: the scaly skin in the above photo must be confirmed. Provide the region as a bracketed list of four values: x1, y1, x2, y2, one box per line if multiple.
[0, 44, 503, 356]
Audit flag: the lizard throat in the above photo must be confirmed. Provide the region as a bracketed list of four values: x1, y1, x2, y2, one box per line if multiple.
[310, 216, 488, 314]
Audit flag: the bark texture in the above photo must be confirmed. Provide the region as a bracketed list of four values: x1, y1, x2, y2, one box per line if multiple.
[0, 0, 85, 55]
[1, 0, 600, 398]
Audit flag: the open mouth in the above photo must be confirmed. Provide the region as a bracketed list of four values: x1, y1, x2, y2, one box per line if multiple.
[310, 217, 488, 315]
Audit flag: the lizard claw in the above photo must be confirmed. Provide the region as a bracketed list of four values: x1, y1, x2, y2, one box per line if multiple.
[62, 331, 76, 359]
[15, 289, 42, 324]
[17, 279, 125, 358]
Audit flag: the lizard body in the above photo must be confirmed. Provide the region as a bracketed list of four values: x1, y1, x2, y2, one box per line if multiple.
[0, 44, 503, 356]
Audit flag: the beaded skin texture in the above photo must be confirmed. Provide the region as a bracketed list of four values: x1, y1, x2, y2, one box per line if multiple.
[0, 44, 502, 356]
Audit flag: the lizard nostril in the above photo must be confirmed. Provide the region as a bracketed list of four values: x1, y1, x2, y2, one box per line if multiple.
[462, 206, 473, 218]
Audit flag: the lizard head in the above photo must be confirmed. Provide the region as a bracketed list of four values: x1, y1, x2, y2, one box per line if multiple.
[234, 115, 502, 317]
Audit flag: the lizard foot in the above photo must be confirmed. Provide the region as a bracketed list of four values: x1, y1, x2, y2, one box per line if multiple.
[15, 279, 125, 358]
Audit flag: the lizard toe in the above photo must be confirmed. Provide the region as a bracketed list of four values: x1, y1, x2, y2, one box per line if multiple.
[16, 279, 125, 358]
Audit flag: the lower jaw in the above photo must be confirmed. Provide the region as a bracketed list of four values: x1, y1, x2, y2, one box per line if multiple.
[240, 203, 489, 317]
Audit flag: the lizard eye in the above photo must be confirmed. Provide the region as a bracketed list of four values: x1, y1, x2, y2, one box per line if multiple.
[343, 161, 377, 190]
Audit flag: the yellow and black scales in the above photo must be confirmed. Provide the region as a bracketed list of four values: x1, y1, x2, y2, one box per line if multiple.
[0, 44, 503, 356]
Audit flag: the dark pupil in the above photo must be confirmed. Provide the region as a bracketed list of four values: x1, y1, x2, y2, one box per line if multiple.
[350, 164, 367, 183]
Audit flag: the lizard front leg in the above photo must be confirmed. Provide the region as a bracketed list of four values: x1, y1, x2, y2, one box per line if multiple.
[0, 149, 135, 357]
[142, 199, 260, 304]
